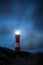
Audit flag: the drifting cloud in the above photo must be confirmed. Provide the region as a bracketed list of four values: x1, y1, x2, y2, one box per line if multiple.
[0, 0, 43, 53]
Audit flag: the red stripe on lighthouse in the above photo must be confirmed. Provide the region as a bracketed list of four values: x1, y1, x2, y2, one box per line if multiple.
[16, 36, 20, 43]
[15, 35, 20, 52]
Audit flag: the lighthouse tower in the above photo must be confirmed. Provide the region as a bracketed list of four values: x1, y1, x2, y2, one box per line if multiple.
[15, 30, 20, 53]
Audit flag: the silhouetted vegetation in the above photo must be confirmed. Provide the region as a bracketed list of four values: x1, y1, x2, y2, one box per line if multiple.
[0, 47, 43, 65]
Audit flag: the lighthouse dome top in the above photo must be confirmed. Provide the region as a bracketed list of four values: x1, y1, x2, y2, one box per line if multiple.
[15, 30, 20, 35]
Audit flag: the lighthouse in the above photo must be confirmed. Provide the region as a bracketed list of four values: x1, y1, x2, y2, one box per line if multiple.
[15, 30, 20, 53]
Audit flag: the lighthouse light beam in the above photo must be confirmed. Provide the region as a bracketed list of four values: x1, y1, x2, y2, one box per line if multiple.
[15, 30, 20, 35]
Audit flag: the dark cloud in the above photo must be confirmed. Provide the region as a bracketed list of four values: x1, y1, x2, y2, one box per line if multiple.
[0, 0, 43, 34]
[31, 0, 43, 31]
[0, 0, 13, 15]
[0, 0, 43, 53]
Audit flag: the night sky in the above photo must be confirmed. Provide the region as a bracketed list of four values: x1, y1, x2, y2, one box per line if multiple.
[0, 0, 43, 53]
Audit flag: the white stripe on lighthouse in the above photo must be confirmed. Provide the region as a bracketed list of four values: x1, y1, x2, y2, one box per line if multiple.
[15, 43, 20, 47]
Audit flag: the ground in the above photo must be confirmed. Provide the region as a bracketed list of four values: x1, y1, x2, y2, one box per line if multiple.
[0, 47, 43, 65]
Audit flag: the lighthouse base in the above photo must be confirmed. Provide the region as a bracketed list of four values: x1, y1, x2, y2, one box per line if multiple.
[15, 47, 20, 53]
